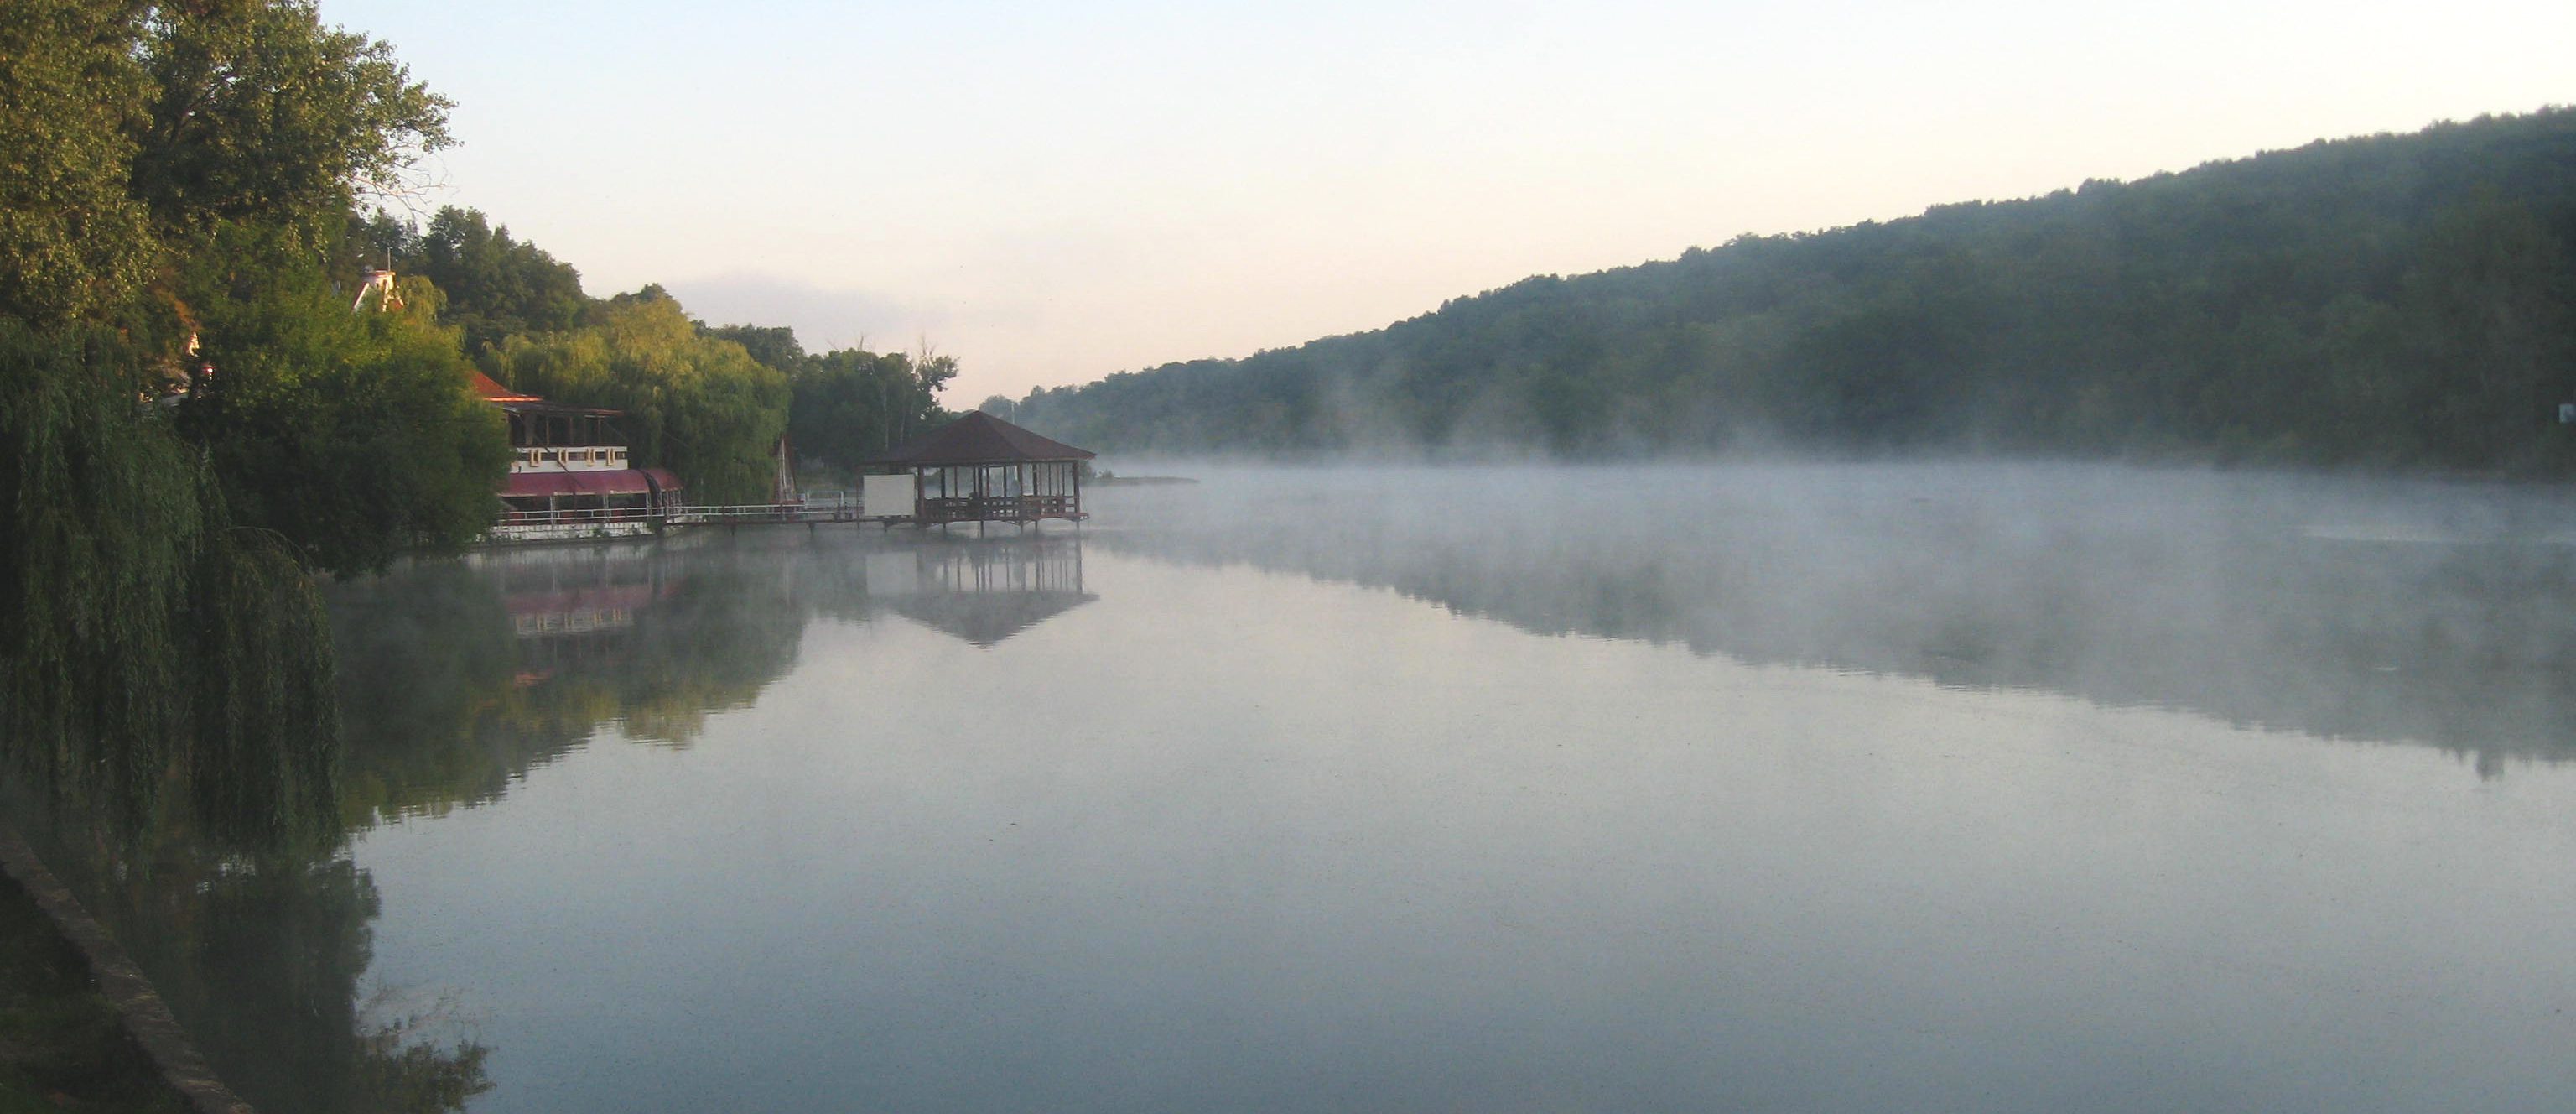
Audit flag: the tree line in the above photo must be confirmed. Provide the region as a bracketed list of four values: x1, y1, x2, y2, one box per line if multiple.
[1015, 109, 2576, 473]
[0, 0, 952, 895]
[3, 0, 461, 852]
[2, 7, 955, 1105]
[356, 206, 957, 502]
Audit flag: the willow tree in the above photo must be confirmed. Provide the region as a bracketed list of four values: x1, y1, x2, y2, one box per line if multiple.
[1, 1, 478, 855]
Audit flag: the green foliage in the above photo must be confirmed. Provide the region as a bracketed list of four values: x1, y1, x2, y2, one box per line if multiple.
[0, 0, 159, 325]
[793, 347, 954, 468]
[2, 0, 485, 847]
[361, 206, 589, 355]
[184, 526, 340, 853]
[3, 0, 489, 571]
[0, 9, 488, 1109]
[178, 229, 508, 574]
[705, 323, 802, 373]
[0, 322, 340, 856]
[1023, 109, 2576, 473]
[132, 0, 450, 251]
[708, 324, 956, 471]
[0, 323, 202, 823]
[484, 287, 789, 502]
[127, 8, 494, 574]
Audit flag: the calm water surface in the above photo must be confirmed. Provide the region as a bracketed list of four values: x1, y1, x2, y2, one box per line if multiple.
[28, 465, 2576, 1111]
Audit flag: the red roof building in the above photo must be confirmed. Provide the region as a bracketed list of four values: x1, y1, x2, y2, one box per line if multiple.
[475, 372, 682, 533]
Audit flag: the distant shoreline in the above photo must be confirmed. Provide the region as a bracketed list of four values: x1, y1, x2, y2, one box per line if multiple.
[1094, 475, 1197, 487]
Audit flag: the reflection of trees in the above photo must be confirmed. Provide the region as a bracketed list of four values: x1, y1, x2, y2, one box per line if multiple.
[587, 556, 809, 744]
[1098, 468, 2576, 771]
[138, 856, 486, 1113]
[327, 531, 1099, 821]
[329, 560, 526, 823]
[1, 789, 491, 1114]
[9, 530, 1096, 1111]
[0, 534, 820, 1114]
[330, 539, 815, 826]
[31, 538, 823, 1112]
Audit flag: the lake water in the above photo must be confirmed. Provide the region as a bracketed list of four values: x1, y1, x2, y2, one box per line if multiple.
[20, 463, 2576, 1111]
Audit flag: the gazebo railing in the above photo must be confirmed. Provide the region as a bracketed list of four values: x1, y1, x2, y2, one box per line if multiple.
[918, 494, 1079, 523]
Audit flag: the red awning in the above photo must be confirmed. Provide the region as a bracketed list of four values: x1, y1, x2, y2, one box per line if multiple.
[642, 467, 682, 492]
[503, 472, 580, 498]
[573, 471, 652, 497]
[501, 471, 654, 498]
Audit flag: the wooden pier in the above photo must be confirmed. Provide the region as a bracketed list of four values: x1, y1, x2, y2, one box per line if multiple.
[483, 412, 1098, 545]
[482, 490, 1083, 544]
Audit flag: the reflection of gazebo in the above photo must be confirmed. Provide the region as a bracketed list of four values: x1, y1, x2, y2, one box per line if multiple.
[867, 411, 1093, 527]
[866, 538, 1093, 646]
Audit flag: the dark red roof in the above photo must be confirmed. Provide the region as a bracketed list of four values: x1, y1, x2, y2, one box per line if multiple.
[868, 410, 1095, 466]
[501, 471, 656, 498]
[470, 371, 540, 403]
[473, 370, 622, 416]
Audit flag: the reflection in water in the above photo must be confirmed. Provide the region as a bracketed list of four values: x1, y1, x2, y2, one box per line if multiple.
[18, 466, 2576, 1111]
[0, 783, 495, 1113]
[307, 482, 2571, 1113]
[335, 533, 1093, 822]
[333, 538, 799, 829]
[870, 537, 1094, 646]
[7, 530, 1098, 1113]
[1093, 464, 2576, 773]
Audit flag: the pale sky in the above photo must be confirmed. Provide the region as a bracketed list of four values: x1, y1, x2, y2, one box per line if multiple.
[328, 0, 2573, 404]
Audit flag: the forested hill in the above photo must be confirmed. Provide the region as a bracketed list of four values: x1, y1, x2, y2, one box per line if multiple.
[1016, 109, 2576, 471]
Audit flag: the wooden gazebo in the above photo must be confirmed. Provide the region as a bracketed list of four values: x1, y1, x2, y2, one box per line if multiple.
[866, 411, 1094, 527]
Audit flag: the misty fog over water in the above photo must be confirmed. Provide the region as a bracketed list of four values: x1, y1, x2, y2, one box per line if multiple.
[28, 462, 2576, 1112]
[1100, 461, 2576, 773]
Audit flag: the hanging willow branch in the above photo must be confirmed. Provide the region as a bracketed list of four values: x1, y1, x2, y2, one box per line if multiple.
[1, 321, 340, 857]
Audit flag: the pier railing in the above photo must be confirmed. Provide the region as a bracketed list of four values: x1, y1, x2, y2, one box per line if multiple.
[486, 490, 1080, 539]
[492, 492, 876, 532]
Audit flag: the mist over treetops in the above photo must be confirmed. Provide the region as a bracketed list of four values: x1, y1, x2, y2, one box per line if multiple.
[1015, 109, 2576, 472]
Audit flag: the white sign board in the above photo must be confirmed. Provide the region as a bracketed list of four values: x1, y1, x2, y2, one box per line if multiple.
[862, 473, 917, 519]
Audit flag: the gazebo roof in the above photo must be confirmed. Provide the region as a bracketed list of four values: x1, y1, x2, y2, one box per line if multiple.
[888, 590, 1098, 647]
[869, 410, 1095, 466]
